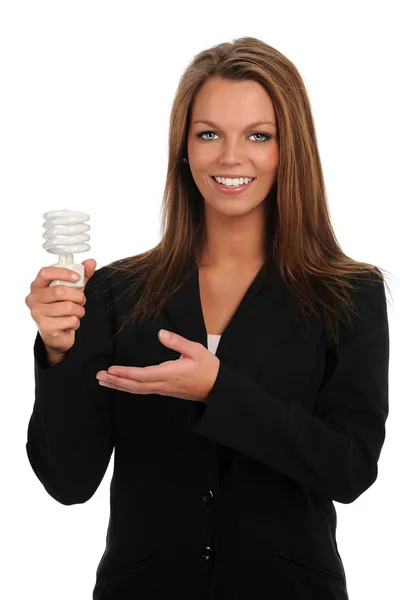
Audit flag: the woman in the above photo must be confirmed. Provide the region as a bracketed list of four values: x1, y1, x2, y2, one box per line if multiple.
[25, 37, 390, 600]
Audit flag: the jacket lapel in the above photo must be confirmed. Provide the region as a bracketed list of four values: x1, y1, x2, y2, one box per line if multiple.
[162, 253, 300, 371]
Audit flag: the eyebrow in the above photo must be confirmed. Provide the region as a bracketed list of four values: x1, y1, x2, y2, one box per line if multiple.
[193, 119, 276, 129]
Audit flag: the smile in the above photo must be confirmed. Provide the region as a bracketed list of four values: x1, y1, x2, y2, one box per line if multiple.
[211, 176, 256, 195]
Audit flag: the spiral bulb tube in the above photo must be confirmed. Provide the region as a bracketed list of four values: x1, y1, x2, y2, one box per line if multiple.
[42, 209, 91, 288]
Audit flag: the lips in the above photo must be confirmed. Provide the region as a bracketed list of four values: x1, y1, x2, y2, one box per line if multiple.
[210, 175, 256, 194]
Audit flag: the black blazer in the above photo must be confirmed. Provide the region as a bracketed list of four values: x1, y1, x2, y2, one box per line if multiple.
[26, 254, 390, 600]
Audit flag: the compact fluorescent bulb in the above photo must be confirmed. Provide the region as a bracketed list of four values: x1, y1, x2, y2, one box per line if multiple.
[42, 208, 91, 288]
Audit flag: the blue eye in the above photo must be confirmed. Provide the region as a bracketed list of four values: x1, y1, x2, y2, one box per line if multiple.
[196, 131, 272, 142]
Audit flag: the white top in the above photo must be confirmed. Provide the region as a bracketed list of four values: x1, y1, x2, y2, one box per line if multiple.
[207, 333, 221, 355]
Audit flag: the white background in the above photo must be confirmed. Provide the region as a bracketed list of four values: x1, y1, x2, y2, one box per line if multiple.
[1, 1, 398, 598]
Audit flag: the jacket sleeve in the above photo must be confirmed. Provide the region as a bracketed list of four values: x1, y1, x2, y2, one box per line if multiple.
[189, 272, 390, 504]
[26, 266, 116, 505]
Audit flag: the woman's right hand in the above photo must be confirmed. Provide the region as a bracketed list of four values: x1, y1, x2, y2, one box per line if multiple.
[25, 258, 97, 357]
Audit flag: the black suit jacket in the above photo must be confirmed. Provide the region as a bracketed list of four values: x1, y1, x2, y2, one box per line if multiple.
[26, 254, 389, 600]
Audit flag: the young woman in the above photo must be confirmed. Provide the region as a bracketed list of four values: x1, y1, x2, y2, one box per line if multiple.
[25, 36, 390, 600]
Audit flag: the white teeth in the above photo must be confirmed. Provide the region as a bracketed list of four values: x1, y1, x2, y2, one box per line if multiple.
[213, 176, 254, 187]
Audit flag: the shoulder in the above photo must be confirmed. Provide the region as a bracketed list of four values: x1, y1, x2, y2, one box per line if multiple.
[348, 268, 387, 311]
[86, 261, 146, 314]
[338, 267, 388, 340]
[85, 265, 114, 294]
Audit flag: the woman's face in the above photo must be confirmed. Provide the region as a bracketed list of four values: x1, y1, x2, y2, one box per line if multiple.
[187, 76, 279, 218]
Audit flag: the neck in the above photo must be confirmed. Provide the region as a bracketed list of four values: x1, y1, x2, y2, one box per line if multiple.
[196, 195, 272, 270]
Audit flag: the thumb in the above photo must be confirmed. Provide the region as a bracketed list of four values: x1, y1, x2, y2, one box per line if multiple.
[158, 330, 196, 357]
[81, 258, 97, 287]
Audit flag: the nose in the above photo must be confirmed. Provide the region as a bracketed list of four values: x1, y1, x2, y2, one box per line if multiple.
[217, 138, 247, 165]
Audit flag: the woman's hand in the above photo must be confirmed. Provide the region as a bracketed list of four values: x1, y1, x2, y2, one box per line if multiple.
[96, 329, 220, 403]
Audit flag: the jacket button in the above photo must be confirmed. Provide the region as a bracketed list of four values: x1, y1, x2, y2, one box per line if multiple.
[201, 546, 213, 561]
[201, 489, 214, 504]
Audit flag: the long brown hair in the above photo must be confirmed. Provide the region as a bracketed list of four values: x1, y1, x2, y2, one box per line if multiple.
[102, 36, 391, 346]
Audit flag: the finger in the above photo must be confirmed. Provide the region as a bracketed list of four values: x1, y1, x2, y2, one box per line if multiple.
[103, 375, 160, 394]
[32, 268, 83, 290]
[32, 259, 97, 291]
[114, 362, 180, 382]
[38, 286, 86, 306]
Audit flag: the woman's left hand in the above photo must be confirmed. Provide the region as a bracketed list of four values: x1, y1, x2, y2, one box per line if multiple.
[96, 329, 220, 403]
